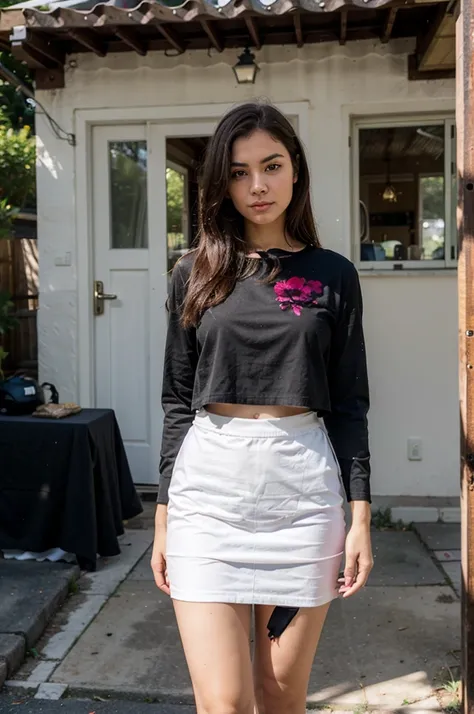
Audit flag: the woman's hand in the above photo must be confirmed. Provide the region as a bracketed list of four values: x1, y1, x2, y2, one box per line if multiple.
[151, 504, 170, 596]
[338, 501, 373, 598]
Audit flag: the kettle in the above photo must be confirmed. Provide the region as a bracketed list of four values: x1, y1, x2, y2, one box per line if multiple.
[0, 375, 59, 416]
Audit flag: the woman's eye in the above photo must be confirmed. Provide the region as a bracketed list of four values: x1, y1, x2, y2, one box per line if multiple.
[266, 163, 281, 172]
[231, 170, 246, 179]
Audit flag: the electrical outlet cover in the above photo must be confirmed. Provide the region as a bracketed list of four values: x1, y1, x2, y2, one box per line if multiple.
[407, 437, 422, 461]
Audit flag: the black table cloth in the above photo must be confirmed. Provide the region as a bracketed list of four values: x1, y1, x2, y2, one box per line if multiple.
[0, 408, 143, 570]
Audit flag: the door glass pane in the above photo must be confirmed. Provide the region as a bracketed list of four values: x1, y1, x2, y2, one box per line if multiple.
[359, 124, 445, 262]
[167, 166, 189, 272]
[109, 141, 148, 249]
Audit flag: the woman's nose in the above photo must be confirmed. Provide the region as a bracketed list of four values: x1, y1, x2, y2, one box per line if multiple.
[250, 176, 268, 195]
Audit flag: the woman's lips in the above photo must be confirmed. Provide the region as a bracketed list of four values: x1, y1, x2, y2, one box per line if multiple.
[251, 202, 273, 213]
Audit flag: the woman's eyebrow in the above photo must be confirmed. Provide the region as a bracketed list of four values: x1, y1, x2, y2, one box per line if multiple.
[231, 153, 284, 167]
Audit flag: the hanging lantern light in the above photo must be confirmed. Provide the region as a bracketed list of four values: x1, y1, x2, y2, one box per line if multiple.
[382, 157, 398, 203]
[233, 48, 259, 84]
[382, 183, 398, 203]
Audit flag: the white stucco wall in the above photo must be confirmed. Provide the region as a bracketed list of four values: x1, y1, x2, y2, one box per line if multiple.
[35, 38, 458, 498]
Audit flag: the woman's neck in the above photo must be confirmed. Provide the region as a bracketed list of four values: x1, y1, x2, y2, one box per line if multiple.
[245, 217, 300, 252]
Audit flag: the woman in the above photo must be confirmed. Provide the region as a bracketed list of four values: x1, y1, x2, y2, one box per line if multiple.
[151, 101, 373, 714]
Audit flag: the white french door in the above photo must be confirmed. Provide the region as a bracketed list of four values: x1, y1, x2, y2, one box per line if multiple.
[91, 125, 167, 484]
[90, 121, 214, 485]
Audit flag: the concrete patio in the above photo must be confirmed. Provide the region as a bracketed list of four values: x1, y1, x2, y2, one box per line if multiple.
[3, 517, 460, 713]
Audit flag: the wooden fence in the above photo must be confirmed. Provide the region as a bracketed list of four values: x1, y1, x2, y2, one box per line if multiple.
[0, 234, 39, 378]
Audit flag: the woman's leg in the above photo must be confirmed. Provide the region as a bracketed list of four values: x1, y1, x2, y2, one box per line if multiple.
[253, 602, 331, 714]
[173, 600, 255, 714]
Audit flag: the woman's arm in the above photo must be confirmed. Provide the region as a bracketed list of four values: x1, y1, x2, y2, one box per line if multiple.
[152, 259, 197, 595]
[324, 259, 371, 513]
[157, 258, 198, 505]
[324, 259, 373, 597]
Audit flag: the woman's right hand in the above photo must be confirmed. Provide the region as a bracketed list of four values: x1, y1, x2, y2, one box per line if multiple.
[151, 505, 170, 596]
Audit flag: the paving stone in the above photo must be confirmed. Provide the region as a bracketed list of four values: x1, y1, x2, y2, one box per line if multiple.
[52, 581, 193, 700]
[0, 659, 7, 688]
[439, 508, 461, 523]
[41, 595, 108, 661]
[0, 635, 25, 678]
[34, 682, 68, 700]
[391, 507, 439, 524]
[441, 561, 462, 592]
[414, 523, 461, 551]
[0, 561, 79, 649]
[26, 660, 59, 684]
[79, 530, 153, 596]
[127, 546, 154, 581]
[368, 531, 445, 586]
[433, 550, 461, 562]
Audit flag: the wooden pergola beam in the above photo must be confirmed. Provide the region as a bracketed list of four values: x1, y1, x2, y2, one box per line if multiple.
[68, 29, 107, 56]
[24, 30, 64, 65]
[245, 16, 261, 50]
[340, 9, 348, 45]
[156, 23, 185, 53]
[457, 0, 474, 709]
[8, 25, 64, 67]
[381, 7, 398, 43]
[35, 67, 65, 90]
[115, 26, 147, 55]
[407, 52, 455, 79]
[294, 13, 304, 48]
[415, 4, 448, 70]
[201, 20, 223, 52]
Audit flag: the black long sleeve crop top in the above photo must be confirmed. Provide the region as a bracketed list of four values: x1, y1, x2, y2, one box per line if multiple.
[157, 245, 371, 505]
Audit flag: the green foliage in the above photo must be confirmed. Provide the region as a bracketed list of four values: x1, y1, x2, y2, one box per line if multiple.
[371, 507, 412, 531]
[166, 167, 184, 234]
[0, 291, 17, 336]
[420, 176, 444, 220]
[0, 197, 16, 239]
[0, 346, 8, 381]
[0, 122, 36, 214]
[0, 291, 18, 381]
[0, 50, 34, 130]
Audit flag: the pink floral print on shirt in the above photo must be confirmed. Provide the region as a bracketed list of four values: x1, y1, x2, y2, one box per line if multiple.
[274, 277, 324, 316]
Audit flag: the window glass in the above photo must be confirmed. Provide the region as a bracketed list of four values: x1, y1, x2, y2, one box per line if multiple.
[359, 125, 445, 262]
[109, 141, 148, 249]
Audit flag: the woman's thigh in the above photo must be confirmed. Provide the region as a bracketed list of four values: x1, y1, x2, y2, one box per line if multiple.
[172, 599, 254, 714]
[253, 602, 331, 714]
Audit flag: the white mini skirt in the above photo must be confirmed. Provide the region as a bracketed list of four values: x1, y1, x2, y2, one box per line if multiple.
[166, 409, 346, 608]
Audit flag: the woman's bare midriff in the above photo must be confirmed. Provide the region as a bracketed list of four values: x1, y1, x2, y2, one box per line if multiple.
[205, 403, 311, 419]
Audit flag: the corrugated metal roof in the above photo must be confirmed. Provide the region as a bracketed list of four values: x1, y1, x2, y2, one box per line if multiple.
[7, 0, 397, 21]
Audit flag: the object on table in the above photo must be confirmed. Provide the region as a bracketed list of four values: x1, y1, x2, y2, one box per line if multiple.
[0, 376, 59, 416]
[33, 403, 82, 419]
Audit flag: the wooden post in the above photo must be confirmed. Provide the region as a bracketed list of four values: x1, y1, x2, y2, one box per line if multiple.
[457, 0, 474, 711]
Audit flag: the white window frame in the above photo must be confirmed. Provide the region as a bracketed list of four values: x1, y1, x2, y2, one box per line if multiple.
[352, 115, 457, 271]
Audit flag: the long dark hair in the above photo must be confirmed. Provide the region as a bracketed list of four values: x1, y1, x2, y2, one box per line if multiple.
[180, 101, 321, 328]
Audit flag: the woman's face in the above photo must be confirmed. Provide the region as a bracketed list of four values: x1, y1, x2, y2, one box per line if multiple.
[228, 129, 297, 227]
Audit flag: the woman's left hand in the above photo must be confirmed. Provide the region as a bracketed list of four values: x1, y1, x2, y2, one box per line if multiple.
[338, 523, 373, 598]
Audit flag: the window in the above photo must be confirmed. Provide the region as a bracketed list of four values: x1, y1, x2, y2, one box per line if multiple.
[353, 118, 456, 269]
[109, 141, 148, 249]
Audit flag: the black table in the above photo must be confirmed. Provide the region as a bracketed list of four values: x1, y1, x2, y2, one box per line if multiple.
[0, 408, 143, 570]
